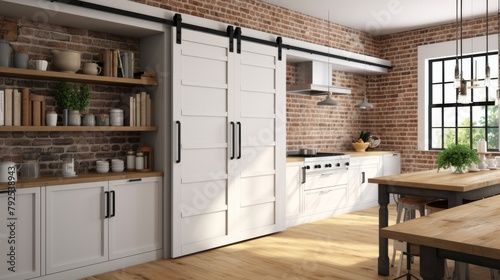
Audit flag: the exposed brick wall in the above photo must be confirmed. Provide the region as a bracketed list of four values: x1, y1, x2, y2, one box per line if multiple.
[0, 16, 142, 176]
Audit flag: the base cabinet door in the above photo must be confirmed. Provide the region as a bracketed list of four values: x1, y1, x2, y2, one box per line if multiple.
[45, 182, 109, 274]
[0, 187, 41, 280]
[286, 162, 303, 220]
[109, 177, 163, 260]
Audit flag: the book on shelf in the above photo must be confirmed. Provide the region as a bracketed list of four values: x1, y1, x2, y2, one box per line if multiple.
[4, 88, 13, 126]
[126, 92, 154, 127]
[12, 89, 21, 126]
[129, 96, 135, 126]
[22, 88, 31, 126]
[140, 91, 146, 126]
[0, 90, 4, 126]
[135, 93, 141, 126]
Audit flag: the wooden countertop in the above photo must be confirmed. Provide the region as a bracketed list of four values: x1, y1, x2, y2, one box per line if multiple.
[369, 169, 500, 192]
[381, 194, 500, 260]
[0, 171, 163, 190]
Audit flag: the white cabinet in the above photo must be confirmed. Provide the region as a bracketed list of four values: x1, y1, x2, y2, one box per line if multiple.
[382, 153, 401, 176]
[348, 156, 381, 208]
[172, 28, 286, 257]
[0, 187, 41, 280]
[45, 181, 109, 274]
[303, 170, 348, 214]
[286, 162, 303, 220]
[108, 177, 163, 260]
[45, 176, 162, 274]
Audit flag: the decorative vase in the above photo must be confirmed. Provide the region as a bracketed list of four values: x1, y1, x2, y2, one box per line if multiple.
[82, 113, 95, 126]
[68, 110, 81, 126]
[451, 165, 468, 174]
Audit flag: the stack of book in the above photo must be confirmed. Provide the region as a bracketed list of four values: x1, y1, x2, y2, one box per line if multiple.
[129, 92, 153, 127]
[101, 49, 135, 78]
[0, 88, 46, 126]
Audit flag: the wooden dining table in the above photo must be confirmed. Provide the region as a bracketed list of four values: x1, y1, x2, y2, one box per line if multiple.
[369, 168, 500, 276]
[380, 194, 500, 280]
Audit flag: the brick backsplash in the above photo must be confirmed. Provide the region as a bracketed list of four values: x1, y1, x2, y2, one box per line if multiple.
[1, 1, 497, 174]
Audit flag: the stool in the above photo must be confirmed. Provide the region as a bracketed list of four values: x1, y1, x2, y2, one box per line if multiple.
[392, 196, 437, 277]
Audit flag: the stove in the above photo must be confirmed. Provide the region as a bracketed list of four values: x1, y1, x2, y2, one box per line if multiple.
[288, 152, 350, 173]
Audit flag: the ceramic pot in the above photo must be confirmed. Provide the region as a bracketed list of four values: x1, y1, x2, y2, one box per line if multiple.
[0, 161, 18, 182]
[68, 110, 81, 126]
[51, 49, 81, 73]
[0, 40, 12, 67]
[82, 113, 95, 126]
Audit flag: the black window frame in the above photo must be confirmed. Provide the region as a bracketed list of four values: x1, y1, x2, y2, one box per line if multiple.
[428, 52, 498, 151]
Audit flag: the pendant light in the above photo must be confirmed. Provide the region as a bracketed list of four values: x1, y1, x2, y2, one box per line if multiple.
[485, 0, 491, 87]
[355, 75, 374, 109]
[317, 11, 338, 106]
[457, 0, 470, 104]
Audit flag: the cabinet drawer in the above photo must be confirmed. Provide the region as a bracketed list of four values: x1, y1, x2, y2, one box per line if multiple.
[304, 170, 348, 190]
[304, 186, 347, 214]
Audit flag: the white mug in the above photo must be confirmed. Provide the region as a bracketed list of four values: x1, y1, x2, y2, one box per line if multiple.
[31, 59, 48, 71]
[82, 62, 102, 75]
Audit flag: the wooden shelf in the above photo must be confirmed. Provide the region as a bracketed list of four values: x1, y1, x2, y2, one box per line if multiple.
[0, 67, 158, 86]
[0, 126, 158, 132]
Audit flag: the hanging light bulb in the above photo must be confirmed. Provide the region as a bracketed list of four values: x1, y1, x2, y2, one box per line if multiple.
[457, 78, 471, 104]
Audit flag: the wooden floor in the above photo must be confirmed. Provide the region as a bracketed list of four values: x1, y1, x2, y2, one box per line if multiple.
[83, 206, 492, 280]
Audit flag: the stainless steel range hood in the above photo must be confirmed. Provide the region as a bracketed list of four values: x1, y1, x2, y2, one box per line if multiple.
[287, 61, 351, 95]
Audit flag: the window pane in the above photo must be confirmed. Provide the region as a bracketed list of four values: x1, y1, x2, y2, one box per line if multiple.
[487, 87, 496, 102]
[473, 57, 486, 80]
[488, 105, 499, 126]
[487, 127, 499, 150]
[472, 128, 485, 146]
[472, 106, 485, 126]
[443, 59, 454, 83]
[461, 57, 472, 81]
[489, 54, 498, 78]
[431, 128, 442, 149]
[433, 61, 443, 83]
[457, 107, 470, 127]
[443, 107, 455, 127]
[431, 108, 442, 127]
[432, 84, 443, 104]
[457, 128, 470, 146]
[444, 83, 456, 104]
[444, 128, 456, 148]
[472, 86, 486, 103]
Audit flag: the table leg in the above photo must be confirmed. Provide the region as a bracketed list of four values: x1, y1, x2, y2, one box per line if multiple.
[420, 246, 445, 280]
[448, 195, 469, 280]
[378, 184, 390, 276]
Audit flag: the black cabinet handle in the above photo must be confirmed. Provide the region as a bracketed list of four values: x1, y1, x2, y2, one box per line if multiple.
[110, 190, 116, 218]
[301, 166, 307, 184]
[230, 121, 235, 160]
[0, 189, 9, 194]
[104, 191, 110, 218]
[176, 121, 181, 163]
[128, 178, 142, 182]
[237, 121, 242, 159]
[362, 171, 366, 184]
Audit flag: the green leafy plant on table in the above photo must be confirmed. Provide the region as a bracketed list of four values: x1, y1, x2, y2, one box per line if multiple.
[436, 144, 479, 173]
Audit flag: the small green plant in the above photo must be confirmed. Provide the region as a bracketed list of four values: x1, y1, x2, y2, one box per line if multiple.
[436, 144, 479, 173]
[357, 131, 371, 143]
[54, 82, 90, 112]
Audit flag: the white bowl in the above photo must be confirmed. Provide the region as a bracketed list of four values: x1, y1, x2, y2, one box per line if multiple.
[51, 50, 81, 73]
[96, 167, 109, 173]
[111, 159, 124, 164]
[112, 166, 124, 172]
[96, 160, 109, 166]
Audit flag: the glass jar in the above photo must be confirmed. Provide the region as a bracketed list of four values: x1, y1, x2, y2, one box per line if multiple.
[127, 149, 135, 170]
[135, 152, 144, 170]
[110, 108, 124, 126]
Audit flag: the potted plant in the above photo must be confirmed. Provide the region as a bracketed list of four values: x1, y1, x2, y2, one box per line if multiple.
[352, 131, 371, 152]
[53, 82, 90, 126]
[436, 144, 479, 173]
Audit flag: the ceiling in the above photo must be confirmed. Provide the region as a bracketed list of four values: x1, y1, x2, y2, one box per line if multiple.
[261, 0, 499, 35]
